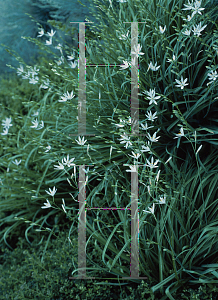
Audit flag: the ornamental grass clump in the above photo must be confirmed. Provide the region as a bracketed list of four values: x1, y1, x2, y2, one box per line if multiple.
[0, 19, 103, 250]
[74, 0, 218, 294]
[1, 0, 218, 298]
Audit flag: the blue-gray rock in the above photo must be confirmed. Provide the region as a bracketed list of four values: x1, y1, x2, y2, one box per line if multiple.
[0, 0, 118, 78]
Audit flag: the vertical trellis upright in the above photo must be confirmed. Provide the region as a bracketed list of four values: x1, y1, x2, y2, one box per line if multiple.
[69, 21, 147, 281]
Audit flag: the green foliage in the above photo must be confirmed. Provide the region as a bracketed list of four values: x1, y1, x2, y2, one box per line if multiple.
[1, 227, 218, 299]
[0, 65, 79, 249]
[1, 0, 218, 299]
[0, 20, 105, 249]
[0, 228, 155, 300]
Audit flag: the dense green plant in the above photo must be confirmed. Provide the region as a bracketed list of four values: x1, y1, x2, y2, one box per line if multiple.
[1, 225, 218, 299]
[0, 17, 107, 249]
[1, 0, 218, 299]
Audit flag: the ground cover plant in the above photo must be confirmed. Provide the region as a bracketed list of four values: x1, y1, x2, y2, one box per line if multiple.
[1, 0, 218, 298]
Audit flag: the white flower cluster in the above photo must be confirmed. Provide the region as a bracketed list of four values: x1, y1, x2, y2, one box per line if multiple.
[17, 65, 40, 85]
[115, 0, 210, 217]
[0, 0, 102, 76]
[1, 116, 13, 136]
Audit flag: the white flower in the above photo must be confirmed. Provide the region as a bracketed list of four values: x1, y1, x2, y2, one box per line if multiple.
[147, 62, 161, 71]
[174, 126, 185, 139]
[2, 117, 12, 129]
[119, 30, 129, 40]
[41, 199, 51, 209]
[148, 184, 152, 195]
[140, 141, 152, 153]
[62, 204, 67, 213]
[145, 110, 158, 122]
[61, 154, 75, 167]
[130, 57, 136, 68]
[117, 134, 132, 149]
[128, 151, 141, 159]
[207, 70, 218, 85]
[58, 56, 64, 64]
[31, 110, 40, 117]
[45, 145, 51, 152]
[54, 161, 65, 170]
[195, 0, 202, 7]
[30, 66, 39, 76]
[17, 65, 24, 75]
[131, 44, 145, 58]
[12, 159, 22, 166]
[142, 88, 161, 105]
[22, 70, 31, 79]
[58, 90, 75, 102]
[55, 56, 64, 66]
[108, 0, 113, 8]
[45, 186, 57, 197]
[196, 144, 202, 155]
[193, 130, 197, 142]
[175, 76, 189, 89]
[58, 95, 67, 103]
[119, 60, 130, 70]
[55, 43, 63, 51]
[69, 61, 77, 68]
[37, 28, 44, 37]
[45, 38, 52, 45]
[143, 203, 155, 215]
[182, 29, 191, 36]
[67, 52, 75, 60]
[1, 127, 9, 135]
[40, 78, 50, 89]
[146, 156, 159, 169]
[191, 1, 205, 15]
[156, 170, 161, 182]
[30, 118, 44, 130]
[126, 116, 131, 125]
[155, 195, 166, 204]
[159, 25, 166, 34]
[182, 0, 195, 11]
[29, 77, 39, 84]
[167, 54, 177, 63]
[47, 29, 56, 37]
[192, 22, 207, 37]
[56, 56, 64, 66]
[126, 165, 137, 172]
[75, 136, 87, 145]
[165, 156, 172, 164]
[140, 122, 154, 130]
[115, 118, 126, 128]
[65, 91, 75, 100]
[37, 121, 44, 130]
[146, 130, 161, 142]
[182, 15, 193, 22]
[82, 167, 90, 174]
